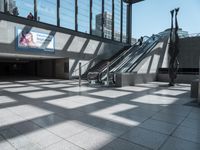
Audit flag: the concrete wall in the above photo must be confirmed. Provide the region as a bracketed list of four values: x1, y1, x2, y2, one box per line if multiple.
[178, 37, 200, 69]
[157, 37, 200, 83]
[160, 37, 200, 69]
[0, 17, 126, 79]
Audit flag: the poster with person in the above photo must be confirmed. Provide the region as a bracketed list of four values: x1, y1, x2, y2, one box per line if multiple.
[16, 28, 55, 52]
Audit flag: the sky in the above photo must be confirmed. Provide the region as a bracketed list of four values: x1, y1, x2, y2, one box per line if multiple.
[132, 0, 200, 39]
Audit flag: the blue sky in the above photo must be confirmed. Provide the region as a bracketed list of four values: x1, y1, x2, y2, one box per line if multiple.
[132, 0, 200, 38]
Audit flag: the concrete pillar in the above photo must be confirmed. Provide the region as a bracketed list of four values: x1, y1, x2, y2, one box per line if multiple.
[127, 3, 132, 44]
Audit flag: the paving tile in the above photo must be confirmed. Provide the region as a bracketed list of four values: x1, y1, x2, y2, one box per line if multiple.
[116, 86, 150, 92]
[0, 135, 16, 150]
[8, 105, 52, 120]
[0, 128, 35, 149]
[101, 138, 149, 150]
[67, 127, 116, 150]
[0, 96, 16, 104]
[20, 90, 65, 99]
[160, 137, 200, 150]
[0, 84, 24, 88]
[62, 86, 96, 92]
[41, 84, 71, 88]
[152, 112, 185, 125]
[154, 89, 187, 96]
[46, 95, 103, 109]
[160, 105, 192, 117]
[18, 143, 42, 150]
[0, 109, 25, 129]
[32, 114, 65, 128]
[139, 119, 177, 135]
[3, 86, 42, 93]
[44, 140, 83, 150]
[90, 90, 131, 99]
[28, 82, 53, 85]
[173, 126, 200, 144]
[13, 121, 61, 149]
[187, 112, 200, 120]
[91, 103, 141, 126]
[131, 95, 178, 105]
[181, 118, 200, 130]
[46, 120, 90, 139]
[121, 127, 168, 150]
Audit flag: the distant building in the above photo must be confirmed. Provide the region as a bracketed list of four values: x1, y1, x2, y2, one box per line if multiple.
[7, 0, 16, 14]
[0, 0, 4, 12]
[158, 28, 189, 37]
[94, 12, 136, 44]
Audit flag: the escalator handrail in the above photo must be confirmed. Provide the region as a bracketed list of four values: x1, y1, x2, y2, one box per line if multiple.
[126, 36, 161, 72]
[98, 36, 151, 77]
[111, 35, 158, 73]
[99, 35, 157, 80]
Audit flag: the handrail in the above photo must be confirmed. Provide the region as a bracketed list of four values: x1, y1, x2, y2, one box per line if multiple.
[98, 35, 157, 81]
[71, 55, 99, 75]
[127, 35, 161, 72]
[99, 35, 151, 75]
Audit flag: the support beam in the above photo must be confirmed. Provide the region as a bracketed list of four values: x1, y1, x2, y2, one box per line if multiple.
[57, 0, 60, 27]
[126, 3, 132, 44]
[120, 0, 123, 42]
[75, 0, 78, 31]
[34, 0, 37, 21]
[90, 0, 92, 34]
[4, 0, 7, 13]
[112, 0, 114, 40]
[102, 0, 104, 38]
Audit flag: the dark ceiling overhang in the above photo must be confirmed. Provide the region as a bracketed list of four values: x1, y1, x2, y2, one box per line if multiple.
[123, 0, 144, 4]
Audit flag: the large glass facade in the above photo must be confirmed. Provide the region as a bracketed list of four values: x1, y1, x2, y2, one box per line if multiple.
[60, 0, 75, 30]
[92, 0, 102, 37]
[0, 0, 4, 12]
[114, 0, 121, 41]
[78, 0, 90, 33]
[104, 0, 112, 39]
[1, 0, 130, 43]
[122, 2, 127, 43]
[37, 0, 57, 25]
[16, 0, 34, 18]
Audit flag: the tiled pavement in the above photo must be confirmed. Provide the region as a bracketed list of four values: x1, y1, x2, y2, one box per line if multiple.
[0, 79, 200, 150]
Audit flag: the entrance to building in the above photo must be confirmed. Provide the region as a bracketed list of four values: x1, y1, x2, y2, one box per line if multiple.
[0, 58, 69, 79]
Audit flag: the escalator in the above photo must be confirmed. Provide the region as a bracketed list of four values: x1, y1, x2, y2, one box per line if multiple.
[97, 34, 161, 82]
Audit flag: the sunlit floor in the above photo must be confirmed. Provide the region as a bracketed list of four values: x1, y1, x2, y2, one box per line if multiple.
[0, 78, 200, 150]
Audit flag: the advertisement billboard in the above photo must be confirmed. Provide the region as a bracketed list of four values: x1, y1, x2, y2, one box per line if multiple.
[16, 28, 55, 52]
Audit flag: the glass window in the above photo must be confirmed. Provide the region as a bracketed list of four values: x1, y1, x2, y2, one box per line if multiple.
[114, 0, 121, 41]
[0, 0, 4, 12]
[14, 0, 34, 18]
[37, 0, 57, 25]
[104, 0, 112, 39]
[60, 0, 75, 30]
[78, 0, 90, 33]
[92, 0, 102, 37]
[122, 2, 127, 43]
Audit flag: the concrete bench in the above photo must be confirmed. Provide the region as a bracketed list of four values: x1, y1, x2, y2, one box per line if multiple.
[191, 79, 199, 98]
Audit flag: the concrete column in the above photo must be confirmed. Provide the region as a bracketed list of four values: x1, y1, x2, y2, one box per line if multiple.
[126, 3, 132, 44]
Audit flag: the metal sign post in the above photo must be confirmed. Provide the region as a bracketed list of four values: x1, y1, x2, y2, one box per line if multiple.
[79, 62, 81, 87]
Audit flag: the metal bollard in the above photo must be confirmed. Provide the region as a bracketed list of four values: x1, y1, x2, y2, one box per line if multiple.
[79, 62, 81, 87]
[106, 61, 110, 86]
